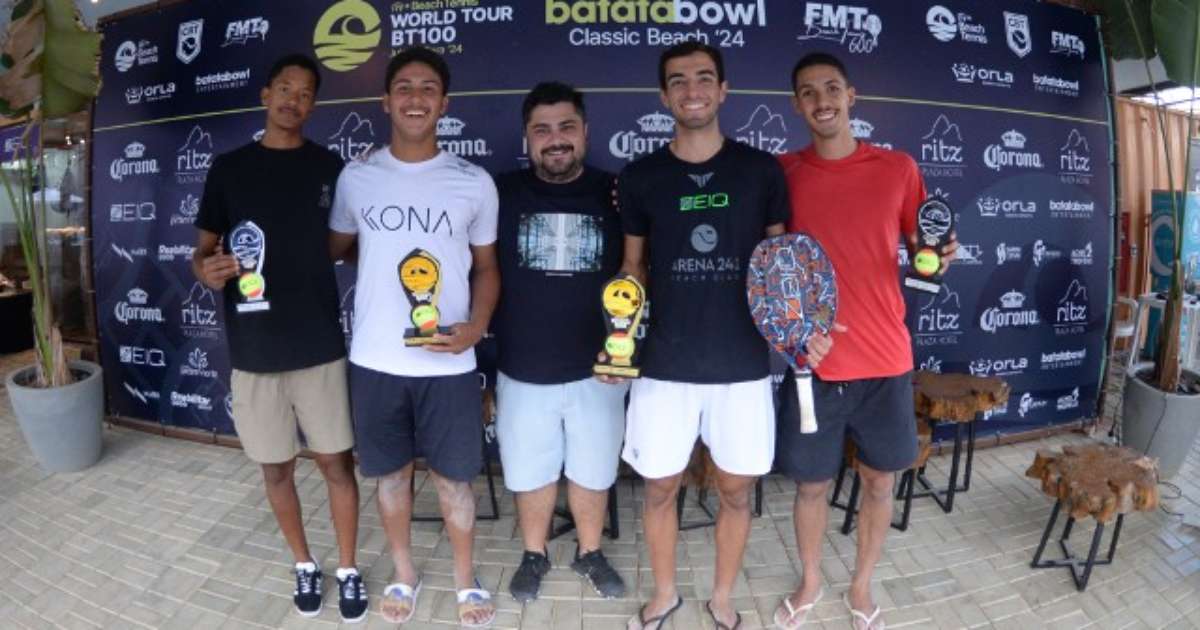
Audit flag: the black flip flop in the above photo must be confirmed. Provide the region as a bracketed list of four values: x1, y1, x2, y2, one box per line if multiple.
[633, 595, 683, 630]
[705, 600, 742, 630]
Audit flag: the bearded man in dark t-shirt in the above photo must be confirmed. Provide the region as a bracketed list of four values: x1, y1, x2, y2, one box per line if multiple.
[192, 54, 365, 622]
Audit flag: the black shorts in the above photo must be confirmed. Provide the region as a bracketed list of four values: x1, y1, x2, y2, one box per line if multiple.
[349, 363, 483, 481]
[775, 369, 917, 482]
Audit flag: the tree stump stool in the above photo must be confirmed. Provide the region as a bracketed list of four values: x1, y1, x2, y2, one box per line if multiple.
[674, 443, 764, 531]
[1025, 443, 1159, 591]
[911, 371, 1009, 513]
[832, 417, 933, 533]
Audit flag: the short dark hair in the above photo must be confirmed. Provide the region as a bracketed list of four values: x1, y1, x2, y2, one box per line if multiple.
[521, 82, 586, 126]
[384, 47, 451, 94]
[658, 42, 724, 90]
[265, 54, 321, 93]
[791, 52, 850, 93]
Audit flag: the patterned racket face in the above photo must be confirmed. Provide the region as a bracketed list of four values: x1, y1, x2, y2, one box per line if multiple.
[746, 233, 838, 370]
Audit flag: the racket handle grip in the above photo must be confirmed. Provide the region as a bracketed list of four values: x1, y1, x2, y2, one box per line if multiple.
[796, 374, 818, 434]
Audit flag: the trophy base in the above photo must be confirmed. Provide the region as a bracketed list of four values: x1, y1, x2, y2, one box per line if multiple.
[904, 275, 942, 294]
[236, 300, 270, 313]
[593, 364, 640, 378]
[404, 327, 453, 346]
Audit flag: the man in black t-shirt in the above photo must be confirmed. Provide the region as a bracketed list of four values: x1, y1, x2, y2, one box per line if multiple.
[192, 54, 366, 622]
[492, 83, 627, 603]
[612, 43, 790, 630]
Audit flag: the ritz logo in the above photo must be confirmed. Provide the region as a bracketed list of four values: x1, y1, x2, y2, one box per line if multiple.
[799, 4, 881, 54]
[919, 114, 965, 179]
[182, 282, 220, 339]
[915, 283, 962, 346]
[1059, 130, 1092, 183]
[328, 112, 375, 161]
[1055, 279, 1088, 334]
[984, 130, 1043, 172]
[979, 290, 1039, 333]
[314, 0, 381, 72]
[436, 116, 491, 158]
[611, 112, 674, 161]
[735, 105, 787, 155]
[176, 126, 214, 184]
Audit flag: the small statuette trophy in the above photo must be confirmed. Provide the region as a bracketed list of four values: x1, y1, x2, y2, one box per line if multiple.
[229, 220, 270, 313]
[904, 196, 954, 294]
[399, 248, 451, 345]
[593, 273, 646, 378]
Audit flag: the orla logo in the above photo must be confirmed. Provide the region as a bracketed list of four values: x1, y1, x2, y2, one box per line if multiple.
[1003, 11, 1031, 58]
[951, 62, 1012, 88]
[224, 17, 270, 46]
[545, 0, 768, 26]
[979, 289, 1039, 333]
[177, 19, 203, 64]
[1018, 391, 1047, 418]
[984, 130, 1043, 172]
[110, 141, 160, 182]
[176, 126, 214, 184]
[925, 6, 986, 44]
[436, 116, 491, 157]
[735, 105, 787, 154]
[110, 201, 156, 222]
[1056, 387, 1080, 411]
[1049, 199, 1095, 219]
[172, 193, 201, 226]
[115, 287, 165, 325]
[1051, 31, 1085, 58]
[1071, 242, 1093, 266]
[328, 112, 375, 161]
[977, 196, 1036, 219]
[181, 348, 219, 379]
[919, 114, 965, 178]
[1041, 348, 1087, 369]
[800, 4, 880, 53]
[125, 82, 176, 105]
[314, 0, 381, 72]
[915, 283, 962, 346]
[115, 39, 158, 72]
[995, 242, 1022, 265]
[171, 391, 213, 411]
[1055, 279, 1088, 335]
[1059, 129, 1092, 183]
[119, 345, 166, 367]
[182, 282, 220, 339]
[968, 356, 1028, 377]
[611, 111, 674, 161]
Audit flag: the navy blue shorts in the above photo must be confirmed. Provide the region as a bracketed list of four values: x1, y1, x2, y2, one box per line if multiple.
[775, 369, 918, 482]
[349, 363, 483, 481]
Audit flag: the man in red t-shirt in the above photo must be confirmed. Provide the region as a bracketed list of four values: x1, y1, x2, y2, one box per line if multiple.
[771, 53, 957, 630]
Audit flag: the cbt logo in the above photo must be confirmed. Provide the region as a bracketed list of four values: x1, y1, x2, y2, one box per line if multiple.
[314, 0, 381, 72]
[734, 105, 787, 155]
[177, 19, 203, 64]
[918, 114, 965, 179]
[610, 112, 674, 162]
[799, 4, 881, 54]
[1003, 12, 1031, 58]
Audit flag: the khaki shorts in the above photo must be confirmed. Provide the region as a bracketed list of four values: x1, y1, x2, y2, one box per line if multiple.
[231, 357, 354, 463]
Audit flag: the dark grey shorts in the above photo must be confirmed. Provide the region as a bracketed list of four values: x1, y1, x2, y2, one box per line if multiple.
[775, 369, 918, 482]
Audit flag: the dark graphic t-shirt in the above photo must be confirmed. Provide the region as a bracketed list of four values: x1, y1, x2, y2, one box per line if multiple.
[493, 166, 623, 384]
[619, 140, 790, 383]
[195, 141, 346, 373]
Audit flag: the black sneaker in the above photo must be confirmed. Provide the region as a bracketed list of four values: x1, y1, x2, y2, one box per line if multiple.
[336, 569, 368, 623]
[293, 564, 323, 617]
[571, 548, 625, 599]
[509, 550, 551, 603]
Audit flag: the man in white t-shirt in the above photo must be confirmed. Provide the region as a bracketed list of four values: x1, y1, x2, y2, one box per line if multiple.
[329, 47, 499, 628]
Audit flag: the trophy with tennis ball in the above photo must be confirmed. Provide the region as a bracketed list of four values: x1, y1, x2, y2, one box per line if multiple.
[229, 220, 270, 313]
[399, 248, 452, 345]
[594, 273, 646, 378]
[904, 197, 954, 294]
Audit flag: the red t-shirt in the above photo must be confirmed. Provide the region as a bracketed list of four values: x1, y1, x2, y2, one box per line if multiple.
[779, 142, 925, 381]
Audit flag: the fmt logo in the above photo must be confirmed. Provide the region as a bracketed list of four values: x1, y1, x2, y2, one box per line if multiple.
[984, 129, 1043, 172]
[925, 6, 986, 44]
[918, 114, 965, 179]
[119, 345, 166, 367]
[799, 3, 880, 54]
[176, 126, 214, 184]
[328, 112, 375, 161]
[1055, 279, 1088, 335]
[979, 289, 1039, 333]
[680, 192, 729, 212]
[545, 0, 768, 26]
[735, 105, 787, 154]
[177, 19, 203, 64]
[951, 62, 1012, 88]
[110, 201, 156, 223]
[1051, 31, 1085, 58]
[436, 117, 491, 158]
[224, 17, 270, 46]
[110, 141, 160, 182]
[314, 0, 381, 72]
[114, 287, 165, 325]
[914, 283, 962, 346]
[610, 112, 674, 161]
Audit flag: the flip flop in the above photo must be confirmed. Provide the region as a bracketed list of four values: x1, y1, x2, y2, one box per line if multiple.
[773, 588, 823, 629]
[457, 579, 497, 628]
[380, 578, 422, 624]
[627, 595, 683, 630]
[843, 593, 885, 630]
[705, 600, 742, 630]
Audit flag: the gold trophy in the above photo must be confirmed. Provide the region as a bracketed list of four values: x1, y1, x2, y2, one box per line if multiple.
[593, 273, 646, 378]
[399, 248, 451, 346]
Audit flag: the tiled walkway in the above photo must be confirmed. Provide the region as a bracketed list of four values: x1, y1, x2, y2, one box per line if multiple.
[2, 350, 1199, 629]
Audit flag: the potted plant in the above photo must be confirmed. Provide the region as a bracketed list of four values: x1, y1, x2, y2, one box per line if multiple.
[1096, 0, 1200, 478]
[0, 0, 103, 473]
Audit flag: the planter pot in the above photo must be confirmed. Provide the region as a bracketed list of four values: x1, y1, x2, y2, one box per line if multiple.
[1121, 362, 1200, 479]
[6, 360, 104, 473]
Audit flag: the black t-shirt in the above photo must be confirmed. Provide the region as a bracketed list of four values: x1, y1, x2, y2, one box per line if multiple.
[195, 141, 346, 373]
[619, 140, 790, 383]
[492, 166, 623, 384]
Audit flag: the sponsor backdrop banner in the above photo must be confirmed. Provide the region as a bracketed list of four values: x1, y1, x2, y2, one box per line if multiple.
[92, 0, 1111, 439]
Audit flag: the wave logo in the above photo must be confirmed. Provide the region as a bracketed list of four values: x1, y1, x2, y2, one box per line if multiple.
[799, 3, 881, 54]
[610, 111, 674, 161]
[314, 0, 381, 72]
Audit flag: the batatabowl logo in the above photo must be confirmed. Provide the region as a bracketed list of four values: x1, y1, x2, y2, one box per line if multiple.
[1033, 73, 1079, 98]
[1054, 279, 1088, 335]
[968, 355, 1028, 377]
[1059, 129, 1092, 184]
[735, 105, 787, 155]
[546, 0, 767, 26]
[1049, 199, 1095, 220]
[110, 141, 159, 182]
[611, 111, 674, 161]
[1042, 348, 1086, 370]
[177, 19, 203, 64]
[1003, 11, 1031, 58]
[799, 4, 880, 53]
[978, 196, 1036, 219]
[110, 243, 148, 263]
[176, 126, 213, 185]
[120, 344, 166, 367]
[172, 193, 201, 226]
[223, 17, 270, 46]
[110, 201, 156, 223]
[328, 112, 375, 161]
[951, 62, 1013, 88]
[182, 282, 220, 339]
[180, 348, 218, 379]
[979, 289, 1039, 333]
[984, 129, 1043, 172]
[919, 114, 965, 179]
[195, 68, 251, 94]
[123, 382, 160, 405]
[436, 116, 492, 158]
[849, 118, 892, 149]
[915, 283, 961, 346]
[1051, 30, 1085, 58]
[925, 5, 986, 44]
[314, 0, 381, 72]
[115, 287, 165, 325]
[114, 39, 159, 72]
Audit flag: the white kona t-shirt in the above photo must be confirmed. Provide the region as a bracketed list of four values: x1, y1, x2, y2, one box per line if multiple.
[330, 149, 498, 377]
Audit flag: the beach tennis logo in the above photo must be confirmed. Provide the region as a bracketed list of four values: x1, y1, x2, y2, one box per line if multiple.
[314, 0, 382, 72]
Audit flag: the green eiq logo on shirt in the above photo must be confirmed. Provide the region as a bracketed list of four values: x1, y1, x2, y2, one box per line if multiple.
[680, 192, 730, 212]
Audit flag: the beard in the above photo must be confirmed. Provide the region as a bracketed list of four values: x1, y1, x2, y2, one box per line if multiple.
[533, 146, 583, 183]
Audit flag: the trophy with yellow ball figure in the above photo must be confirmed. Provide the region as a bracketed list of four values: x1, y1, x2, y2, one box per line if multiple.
[399, 248, 452, 345]
[904, 197, 954, 294]
[229, 220, 270, 313]
[593, 273, 646, 378]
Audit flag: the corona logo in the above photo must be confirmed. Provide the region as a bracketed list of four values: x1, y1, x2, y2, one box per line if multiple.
[313, 0, 382, 73]
[638, 112, 675, 133]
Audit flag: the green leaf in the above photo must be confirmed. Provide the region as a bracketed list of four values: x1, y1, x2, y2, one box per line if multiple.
[1094, 0, 1157, 59]
[1153, 0, 1200, 87]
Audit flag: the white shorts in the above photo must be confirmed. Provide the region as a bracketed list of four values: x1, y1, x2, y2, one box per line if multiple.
[495, 372, 628, 492]
[621, 377, 775, 479]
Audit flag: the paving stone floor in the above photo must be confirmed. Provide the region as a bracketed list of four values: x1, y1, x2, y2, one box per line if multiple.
[2, 350, 1199, 629]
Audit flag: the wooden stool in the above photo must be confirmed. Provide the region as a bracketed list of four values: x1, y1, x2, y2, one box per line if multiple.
[675, 443, 764, 531]
[832, 417, 933, 533]
[1025, 444, 1159, 591]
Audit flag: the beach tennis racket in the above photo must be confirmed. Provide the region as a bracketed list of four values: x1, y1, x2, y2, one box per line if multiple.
[747, 233, 838, 434]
